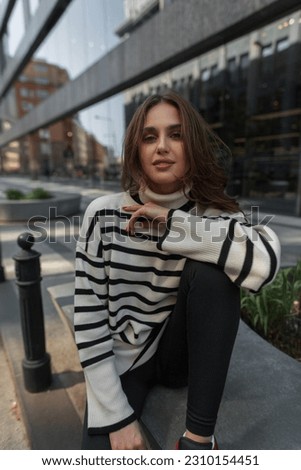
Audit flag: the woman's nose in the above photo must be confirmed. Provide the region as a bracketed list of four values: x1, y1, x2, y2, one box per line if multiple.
[157, 134, 169, 153]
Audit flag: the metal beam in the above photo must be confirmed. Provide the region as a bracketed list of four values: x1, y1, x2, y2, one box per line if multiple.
[0, 0, 16, 39]
[0, 0, 72, 99]
[0, 0, 300, 147]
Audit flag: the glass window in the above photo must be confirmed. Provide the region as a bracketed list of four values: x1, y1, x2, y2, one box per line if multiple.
[40, 141, 51, 155]
[34, 77, 50, 85]
[33, 63, 49, 74]
[276, 37, 289, 52]
[239, 53, 249, 69]
[39, 128, 50, 139]
[6, 0, 25, 57]
[20, 88, 30, 97]
[239, 53, 249, 80]
[36, 89, 49, 99]
[29, 0, 40, 16]
[227, 57, 236, 72]
[211, 64, 218, 77]
[21, 101, 34, 111]
[201, 68, 210, 81]
[33, 0, 124, 81]
[262, 43, 273, 57]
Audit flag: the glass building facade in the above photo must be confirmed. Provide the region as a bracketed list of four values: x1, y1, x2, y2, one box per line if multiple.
[123, 9, 301, 216]
[0, 0, 301, 215]
[0, 0, 125, 181]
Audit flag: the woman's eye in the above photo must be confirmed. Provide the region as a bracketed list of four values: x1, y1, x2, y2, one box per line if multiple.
[170, 132, 182, 140]
[142, 134, 156, 143]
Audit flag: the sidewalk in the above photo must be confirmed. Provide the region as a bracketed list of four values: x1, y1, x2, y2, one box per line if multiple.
[0, 175, 301, 450]
[0, 213, 85, 449]
[0, 333, 30, 449]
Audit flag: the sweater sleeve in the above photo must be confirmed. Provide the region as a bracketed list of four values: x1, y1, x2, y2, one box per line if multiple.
[157, 209, 281, 292]
[74, 201, 136, 433]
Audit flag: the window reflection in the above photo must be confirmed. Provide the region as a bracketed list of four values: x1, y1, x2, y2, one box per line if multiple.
[29, 0, 40, 16]
[15, 59, 69, 118]
[124, 10, 301, 214]
[33, 0, 124, 80]
[1, 0, 125, 181]
[6, 0, 25, 57]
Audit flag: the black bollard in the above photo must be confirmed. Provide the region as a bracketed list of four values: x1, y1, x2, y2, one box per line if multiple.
[0, 232, 5, 282]
[13, 232, 52, 393]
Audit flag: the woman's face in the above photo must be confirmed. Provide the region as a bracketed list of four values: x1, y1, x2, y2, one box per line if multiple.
[138, 102, 189, 194]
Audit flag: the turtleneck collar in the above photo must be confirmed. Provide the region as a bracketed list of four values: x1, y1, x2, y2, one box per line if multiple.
[137, 186, 190, 210]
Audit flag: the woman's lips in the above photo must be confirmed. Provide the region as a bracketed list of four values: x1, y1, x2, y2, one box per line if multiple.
[153, 160, 174, 169]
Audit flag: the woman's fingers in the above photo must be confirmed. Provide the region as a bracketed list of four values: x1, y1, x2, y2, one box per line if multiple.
[124, 206, 147, 234]
[123, 203, 169, 235]
[122, 204, 143, 213]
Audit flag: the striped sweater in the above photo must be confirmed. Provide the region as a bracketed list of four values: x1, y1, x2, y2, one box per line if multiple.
[74, 187, 281, 433]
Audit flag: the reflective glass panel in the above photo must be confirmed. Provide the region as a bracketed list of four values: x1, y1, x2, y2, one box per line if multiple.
[34, 0, 124, 81]
[6, 0, 25, 57]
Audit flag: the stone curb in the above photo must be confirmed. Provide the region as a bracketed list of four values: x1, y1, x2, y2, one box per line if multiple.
[0, 193, 81, 222]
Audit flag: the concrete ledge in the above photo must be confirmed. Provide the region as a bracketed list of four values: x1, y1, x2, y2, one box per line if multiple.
[48, 281, 301, 450]
[47, 282, 75, 334]
[0, 193, 81, 222]
[141, 321, 301, 450]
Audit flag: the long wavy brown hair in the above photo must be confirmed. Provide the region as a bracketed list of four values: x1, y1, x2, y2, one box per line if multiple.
[122, 90, 240, 213]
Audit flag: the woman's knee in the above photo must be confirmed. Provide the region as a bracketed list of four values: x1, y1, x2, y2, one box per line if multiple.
[182, 259, 239, 295]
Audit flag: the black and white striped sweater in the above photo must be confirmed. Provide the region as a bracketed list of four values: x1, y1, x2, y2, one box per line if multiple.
[74, 187, 280, 433]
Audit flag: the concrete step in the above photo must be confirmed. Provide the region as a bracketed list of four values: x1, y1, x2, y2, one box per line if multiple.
[48, 280, 301, 450]
[47, 281, 74, 336]
[142, 321, 301, 450]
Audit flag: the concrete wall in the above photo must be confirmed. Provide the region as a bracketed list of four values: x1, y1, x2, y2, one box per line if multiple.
[1, 0, 300, 147]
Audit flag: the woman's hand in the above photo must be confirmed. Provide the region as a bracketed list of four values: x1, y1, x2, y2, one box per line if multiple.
[123, 202, 169, 235]
[109, 420, 146, 450]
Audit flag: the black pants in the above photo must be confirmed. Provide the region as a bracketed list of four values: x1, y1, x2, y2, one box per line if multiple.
[82, 260, 240, 449]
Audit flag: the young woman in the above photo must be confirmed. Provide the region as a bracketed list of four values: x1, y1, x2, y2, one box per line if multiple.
[74, 91, 280, 450]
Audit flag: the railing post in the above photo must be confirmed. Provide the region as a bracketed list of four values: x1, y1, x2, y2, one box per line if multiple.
[13, 232, 51, 392]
